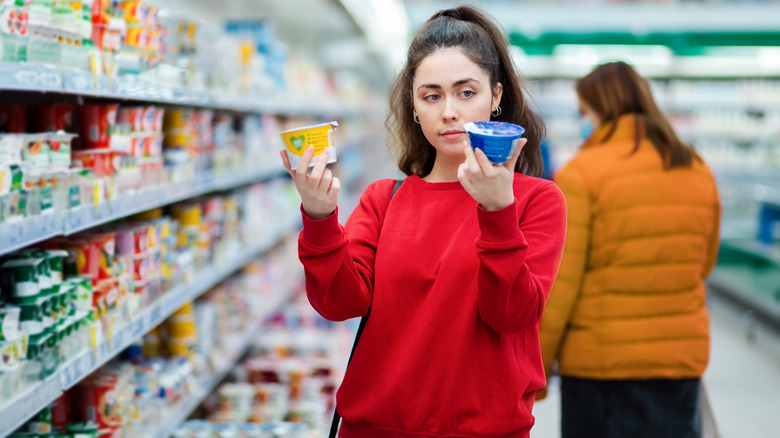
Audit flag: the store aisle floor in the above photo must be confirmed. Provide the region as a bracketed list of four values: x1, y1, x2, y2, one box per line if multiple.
[531, 292, 780, 438]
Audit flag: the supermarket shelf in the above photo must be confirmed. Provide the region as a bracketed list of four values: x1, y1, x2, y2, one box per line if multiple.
[707, 269, 780, 331]
[0, 213, 65, 257]
[154, 291, 293, 438]
[537, 101, 780, 115]
[720, 239, 780, 267]
[0, 165, 286, 257]
[0, 375, 62, 438]
[0, 62, 64, 93]
[0, 224, 299, 438]
[522, 60, 780, 79]
[63, 166, 287, 235]
[0, 62, 358, 117]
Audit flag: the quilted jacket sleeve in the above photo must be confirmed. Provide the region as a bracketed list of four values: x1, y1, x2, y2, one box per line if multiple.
[701, 168, 722, 278]
[540, 163, 592, 381]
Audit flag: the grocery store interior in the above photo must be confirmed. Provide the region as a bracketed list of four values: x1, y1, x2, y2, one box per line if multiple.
[0, 0, 779, 437]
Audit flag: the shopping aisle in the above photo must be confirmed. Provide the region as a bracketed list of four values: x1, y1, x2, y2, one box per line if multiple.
[531, 293, 780, 438]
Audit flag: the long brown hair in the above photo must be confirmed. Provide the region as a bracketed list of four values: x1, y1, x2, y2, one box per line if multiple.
[386, 6, 545, 177]
[576, 61, 698, 169]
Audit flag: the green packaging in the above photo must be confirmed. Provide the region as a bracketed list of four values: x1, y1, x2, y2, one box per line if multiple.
[1, 259, 43, 297]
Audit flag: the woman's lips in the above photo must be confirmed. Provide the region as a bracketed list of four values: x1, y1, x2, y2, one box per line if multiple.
[441, 130, 465, 141]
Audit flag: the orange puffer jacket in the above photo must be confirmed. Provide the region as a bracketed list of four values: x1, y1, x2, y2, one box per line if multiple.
[541, 114, 721, 380]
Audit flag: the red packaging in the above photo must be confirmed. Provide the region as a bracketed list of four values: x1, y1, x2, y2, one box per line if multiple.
[37, 104, 74, 132]
[78, 377, 121, 429]
[143, 135, 163, 158]
[93, 232, 116, 280]
[80, 104, 118, 149]
[152, 107, 164, 133]
[141, 107, 157, 132]
[129, 136, 142, 158]
[72, 149, 120, 177]
[50, 393, 71, 432]
[65, 239, 101, 285]
[0, 105, 28, 133]
[117, 107, 143, 132]
[92, 25, 122, 52]
[132, 254, 151, 283]
[97, 279, 119, 309]
[132, 226, 149, 254]
[92, 286, 105, 317]
[91, 0, 110, 25]
[7, 8, 29, 36]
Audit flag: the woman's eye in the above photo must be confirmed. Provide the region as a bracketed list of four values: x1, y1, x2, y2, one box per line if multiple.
[461, 90, 475, 98]
[423, 94, 440, 102]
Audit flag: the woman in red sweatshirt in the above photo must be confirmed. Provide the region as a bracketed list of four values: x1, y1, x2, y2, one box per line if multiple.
[280, 6, 566, 437]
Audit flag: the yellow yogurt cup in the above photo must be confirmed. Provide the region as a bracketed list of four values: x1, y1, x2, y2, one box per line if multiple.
[280, 121, 338, 168]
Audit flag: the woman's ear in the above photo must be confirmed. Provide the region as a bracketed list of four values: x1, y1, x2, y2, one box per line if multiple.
[492, 82, 503, 112]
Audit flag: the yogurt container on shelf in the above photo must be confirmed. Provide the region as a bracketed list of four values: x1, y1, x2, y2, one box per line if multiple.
[463, 121, 526, 164]
[1, 258, 44, 297]
[280, 121, 338, 168]
[0, 306, 20, 342]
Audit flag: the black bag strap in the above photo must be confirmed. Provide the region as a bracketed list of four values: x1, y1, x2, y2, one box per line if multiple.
[329, 178, 404, 438]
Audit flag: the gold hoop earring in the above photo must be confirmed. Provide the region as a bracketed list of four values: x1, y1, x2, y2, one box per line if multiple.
[491, 106, 502, 117]
[413, 110, 420, 124]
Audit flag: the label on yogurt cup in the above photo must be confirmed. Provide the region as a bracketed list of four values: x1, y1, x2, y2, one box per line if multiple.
[280, 121, 338, 168]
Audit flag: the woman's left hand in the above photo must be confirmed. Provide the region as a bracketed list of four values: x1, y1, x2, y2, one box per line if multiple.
[458, 138, 527, 211]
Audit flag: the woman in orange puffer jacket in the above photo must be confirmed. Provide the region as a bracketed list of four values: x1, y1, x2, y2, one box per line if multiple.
[538, 61, 721, 438]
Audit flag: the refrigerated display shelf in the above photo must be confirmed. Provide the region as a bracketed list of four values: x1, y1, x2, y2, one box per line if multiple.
[63, 166, 287, 235]
[0, 62, 357, 117]
[0, 212, 65, 258]
[153, 290, 294, 438]
[0, 223, 300, 438]
[707, 268, 780, 330]
[0, 165, 286, 257]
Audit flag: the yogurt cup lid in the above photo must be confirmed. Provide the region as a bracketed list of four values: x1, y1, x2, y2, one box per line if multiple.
[279, 120, 338, 134]
[464, 121, 525, 137]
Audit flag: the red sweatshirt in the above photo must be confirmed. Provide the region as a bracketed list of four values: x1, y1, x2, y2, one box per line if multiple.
[298, 174, 566, 437]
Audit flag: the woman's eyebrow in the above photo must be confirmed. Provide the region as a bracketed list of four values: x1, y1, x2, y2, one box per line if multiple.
[452, 78, 479, 87]
[417, 78, 481, 91]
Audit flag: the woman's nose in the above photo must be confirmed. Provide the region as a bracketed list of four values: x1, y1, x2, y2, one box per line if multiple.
[441, 97, 458, 121]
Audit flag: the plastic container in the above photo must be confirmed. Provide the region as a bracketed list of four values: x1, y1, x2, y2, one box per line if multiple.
[463, 121, 526, 164]
[1, 258, 44, 297]
[0, 306, 21, 341]
[280, 121, 338, 168]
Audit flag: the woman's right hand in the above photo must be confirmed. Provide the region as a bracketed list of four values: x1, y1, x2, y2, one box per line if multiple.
[280, 146, 340, 220]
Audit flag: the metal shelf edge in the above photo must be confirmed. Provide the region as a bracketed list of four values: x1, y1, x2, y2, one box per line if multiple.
[0, 167, 283, 255]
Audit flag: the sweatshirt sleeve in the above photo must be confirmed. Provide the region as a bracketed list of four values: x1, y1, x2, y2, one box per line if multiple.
[298, 180, 394, 322]
[474, 180, 567, 334]
[539, 165, 591, 377]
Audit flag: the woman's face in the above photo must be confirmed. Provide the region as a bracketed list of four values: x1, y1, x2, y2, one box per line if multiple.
[412, 47, 501, 162]
[578, 97, 602, 128]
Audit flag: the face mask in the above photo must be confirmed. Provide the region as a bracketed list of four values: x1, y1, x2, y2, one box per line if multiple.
[579, 117, 593, 141]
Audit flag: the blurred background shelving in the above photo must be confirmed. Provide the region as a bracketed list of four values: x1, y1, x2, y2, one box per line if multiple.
[1, 0, 779, 437]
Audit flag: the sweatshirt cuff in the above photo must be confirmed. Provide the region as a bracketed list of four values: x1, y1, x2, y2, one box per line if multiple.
[476, 200, 522, 242]
[301, 205, 343, 246]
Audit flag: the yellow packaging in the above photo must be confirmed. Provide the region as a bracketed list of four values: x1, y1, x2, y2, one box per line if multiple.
[280, 121, 338, 168]
[171, 204, 201, 227]
[166, 338, 196, 357]
[166, 319, 196, 338]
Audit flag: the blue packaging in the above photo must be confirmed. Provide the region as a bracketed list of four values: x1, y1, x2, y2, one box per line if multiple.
[463, 121, 526, 164]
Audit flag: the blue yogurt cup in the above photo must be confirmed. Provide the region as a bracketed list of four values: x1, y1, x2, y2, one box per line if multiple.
[463, 121, 526, 164]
